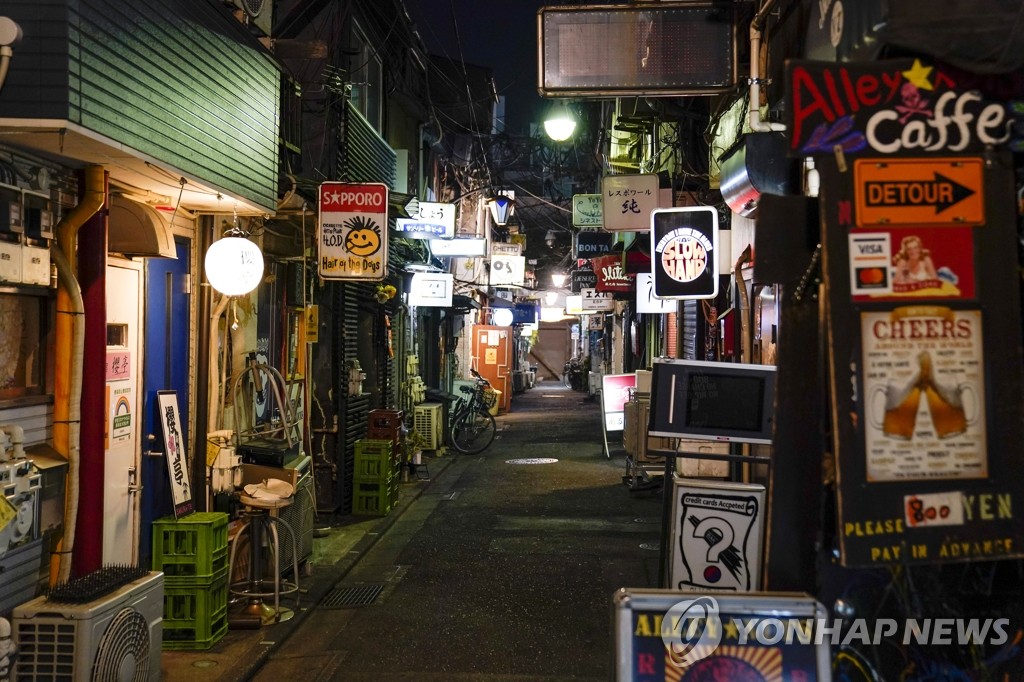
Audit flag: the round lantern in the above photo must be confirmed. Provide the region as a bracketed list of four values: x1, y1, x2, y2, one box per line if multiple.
[205, 235, 264, 296]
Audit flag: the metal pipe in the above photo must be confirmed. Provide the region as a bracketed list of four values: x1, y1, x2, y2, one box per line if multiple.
[52, 165, 105, 584]
[749, 0, 786, 133]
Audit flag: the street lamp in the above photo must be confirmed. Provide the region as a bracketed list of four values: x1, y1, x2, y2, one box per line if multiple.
[550, 272, 567, 287]
[543, 100, 576, 142]
[488, 195, 515, 226]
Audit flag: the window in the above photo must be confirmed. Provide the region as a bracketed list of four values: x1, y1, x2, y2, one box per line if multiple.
[350, 21, 383, 131]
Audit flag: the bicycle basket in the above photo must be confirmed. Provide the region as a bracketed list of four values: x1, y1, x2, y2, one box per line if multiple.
[482, 389, 498, 408]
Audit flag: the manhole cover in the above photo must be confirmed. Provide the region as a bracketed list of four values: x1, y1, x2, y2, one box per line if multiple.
[505, 458, 559, 465]
[321, 583, 385, 608]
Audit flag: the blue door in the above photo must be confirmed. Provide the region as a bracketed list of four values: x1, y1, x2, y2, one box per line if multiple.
[140, 237, 191, 565]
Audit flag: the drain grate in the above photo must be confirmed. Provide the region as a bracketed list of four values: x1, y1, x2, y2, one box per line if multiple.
[321, 583, 385, 608]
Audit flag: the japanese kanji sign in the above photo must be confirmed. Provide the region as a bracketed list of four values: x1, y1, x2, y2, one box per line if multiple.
[319, 182, 389, 281]
[601, 174, 659, 232]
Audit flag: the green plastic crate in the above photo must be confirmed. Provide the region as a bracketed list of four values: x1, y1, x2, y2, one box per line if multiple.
[152, 512, 229, 580]
[354, 439, 395, 482]
[161, 575, 228, 650]
[353, 480, 397, 516]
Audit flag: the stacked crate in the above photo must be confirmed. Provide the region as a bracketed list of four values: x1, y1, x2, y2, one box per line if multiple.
[152, 512, 229, 650]
[353, 438, 399, 516]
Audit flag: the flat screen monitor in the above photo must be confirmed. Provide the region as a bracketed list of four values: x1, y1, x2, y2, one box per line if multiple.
[648, 358, 776, 444]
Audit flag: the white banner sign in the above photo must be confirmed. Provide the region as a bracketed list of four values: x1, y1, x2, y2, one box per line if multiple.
[636, 272, 676, 313]
[581, 287, 615, 311]
[430, 237, 487, 256]
[408, 272, 453, 307]
[489, 255, 525, 286]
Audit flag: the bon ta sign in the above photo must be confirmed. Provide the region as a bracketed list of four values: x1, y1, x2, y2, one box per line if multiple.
[319, 182, 389, 280]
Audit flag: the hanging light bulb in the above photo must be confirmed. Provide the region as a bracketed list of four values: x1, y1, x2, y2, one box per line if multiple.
[543, 100, 576, 142]
[205, 213, 264, 296]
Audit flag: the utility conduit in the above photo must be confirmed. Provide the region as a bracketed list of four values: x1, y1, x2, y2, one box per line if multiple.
[52, 165, 105, 583]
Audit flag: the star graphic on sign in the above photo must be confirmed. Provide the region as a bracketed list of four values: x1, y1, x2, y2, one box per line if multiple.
[724, 618, 740, 640]
[902, 59, 934, 91]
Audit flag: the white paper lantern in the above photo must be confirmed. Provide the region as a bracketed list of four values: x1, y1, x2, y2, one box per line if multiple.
[205, 236, 264, 296]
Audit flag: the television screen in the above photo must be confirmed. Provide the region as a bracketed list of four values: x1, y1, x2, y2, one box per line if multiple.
[649, 359, 776, 444]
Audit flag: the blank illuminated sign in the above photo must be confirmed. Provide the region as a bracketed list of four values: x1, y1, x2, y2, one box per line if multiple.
[537, 3, 737, 96]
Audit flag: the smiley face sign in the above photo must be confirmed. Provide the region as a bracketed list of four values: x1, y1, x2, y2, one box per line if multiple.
[343, 216, 383, 257]
[319, 182, 389, 280]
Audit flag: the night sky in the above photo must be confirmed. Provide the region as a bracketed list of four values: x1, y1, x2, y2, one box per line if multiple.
[404, 0, 549, 133]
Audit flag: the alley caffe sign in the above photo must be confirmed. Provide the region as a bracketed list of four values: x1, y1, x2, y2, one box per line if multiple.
[785, 58, 1017, 158]
[318, 182, 389, 281]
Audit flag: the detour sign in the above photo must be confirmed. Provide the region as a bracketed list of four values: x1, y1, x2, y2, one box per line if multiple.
[854, 158, 984, 227]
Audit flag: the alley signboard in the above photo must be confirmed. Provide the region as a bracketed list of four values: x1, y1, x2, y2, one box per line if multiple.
[591, 253, 634, 293]
[785, 58, 1014, 159]
[650, 207, 719, 300]
[572, 194, 602, 227]
[580, 288, 614, 311]
[571, 267, 597, 293]
[574, 229, 615, 258]
[488, 255, 525, 286]
[395, 200, 456, 239]
[669, 478, 766, 592]
[158, 391, 193, 519]
[854, 158, 984, 227]
[602, 174, 658, 232]
[318, 182, 389, 280]
[601, 373, 636, 432]
[636, 272, 676, 314]
[407, 272, 453, 307]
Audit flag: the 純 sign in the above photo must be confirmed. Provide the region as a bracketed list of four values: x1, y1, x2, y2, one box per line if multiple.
[855, 158, 984, 227]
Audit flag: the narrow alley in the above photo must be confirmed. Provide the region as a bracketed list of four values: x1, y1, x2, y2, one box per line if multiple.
[164, 381, 662, 681]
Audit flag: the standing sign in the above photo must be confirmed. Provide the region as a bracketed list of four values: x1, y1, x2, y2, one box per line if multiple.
[795, 56, 1024, 567]
[318, 182, 389, 280]
[602, 174, 659, 232]
[601, 373, 636, 459]
[669, 478, 766, 592]
[650, 207, 719, 300]
[158, 390, 193, 518]
[601, 374, 636, 432]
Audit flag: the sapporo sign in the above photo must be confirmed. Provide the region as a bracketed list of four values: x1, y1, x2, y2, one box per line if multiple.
[319, 182, 389, 280]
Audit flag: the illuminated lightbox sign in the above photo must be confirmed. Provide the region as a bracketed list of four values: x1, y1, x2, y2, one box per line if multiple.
[650, 207, 719, 300]
[429, 237, 487, 257]
[407, 273, 453, 307]
[538, 3, 737, 97]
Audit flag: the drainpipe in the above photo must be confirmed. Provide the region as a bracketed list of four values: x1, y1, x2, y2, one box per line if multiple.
[73, 191, 108, 577]
[52, 165, 105, 583]
[749, 0, 786, 133]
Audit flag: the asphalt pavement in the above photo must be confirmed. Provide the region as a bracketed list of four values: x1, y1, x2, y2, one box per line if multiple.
[161, 380, 663, 681]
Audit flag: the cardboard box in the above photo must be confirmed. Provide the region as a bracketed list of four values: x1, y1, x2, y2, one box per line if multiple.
[238, 455, 309, 490]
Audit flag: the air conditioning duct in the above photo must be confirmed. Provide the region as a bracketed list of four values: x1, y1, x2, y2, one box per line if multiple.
[718, 132, 798, 217]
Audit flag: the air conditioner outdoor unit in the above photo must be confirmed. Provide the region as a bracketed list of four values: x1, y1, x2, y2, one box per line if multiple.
[13, 571, 164, 681]
[413, 403, 444, 451]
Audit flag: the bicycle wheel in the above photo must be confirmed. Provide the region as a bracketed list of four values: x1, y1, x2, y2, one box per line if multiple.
[451, 409, 497, 454]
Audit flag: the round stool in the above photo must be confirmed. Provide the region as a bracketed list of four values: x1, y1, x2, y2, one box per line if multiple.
[228, 494, 301, 625]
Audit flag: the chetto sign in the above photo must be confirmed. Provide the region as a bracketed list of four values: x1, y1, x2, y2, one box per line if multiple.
[650, 207, 719, 300]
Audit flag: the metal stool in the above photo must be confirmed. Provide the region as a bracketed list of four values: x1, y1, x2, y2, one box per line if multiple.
[228, 494, 301, 625]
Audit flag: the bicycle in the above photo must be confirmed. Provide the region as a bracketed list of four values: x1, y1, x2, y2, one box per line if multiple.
[445, 368, 498, 455]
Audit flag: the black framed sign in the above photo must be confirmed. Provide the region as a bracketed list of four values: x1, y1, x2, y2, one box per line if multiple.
[650, 207, 719, 300]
